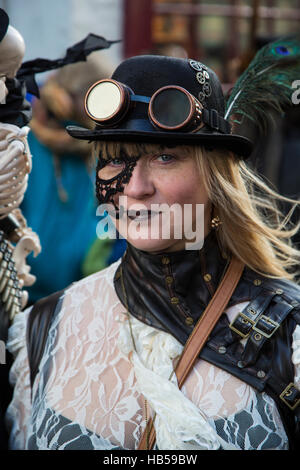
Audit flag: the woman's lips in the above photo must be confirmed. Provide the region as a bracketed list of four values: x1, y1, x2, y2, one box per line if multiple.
[127, 209, 161, 221]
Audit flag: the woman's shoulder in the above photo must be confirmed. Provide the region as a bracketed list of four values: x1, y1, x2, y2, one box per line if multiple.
[242, 267, 300, 306]
[24, 260, 122, 388]
[257, 272, 300, 309]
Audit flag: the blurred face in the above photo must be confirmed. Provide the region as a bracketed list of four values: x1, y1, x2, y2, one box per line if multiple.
[97, 144, 211, 252]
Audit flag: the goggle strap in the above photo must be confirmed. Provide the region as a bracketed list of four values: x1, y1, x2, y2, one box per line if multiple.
[130, 95, 151, 104]
[202, 108, 231, 134]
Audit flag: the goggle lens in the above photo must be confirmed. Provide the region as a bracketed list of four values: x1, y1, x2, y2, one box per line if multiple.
[85, 80, 125, 123]
[149, 87, 193, 129]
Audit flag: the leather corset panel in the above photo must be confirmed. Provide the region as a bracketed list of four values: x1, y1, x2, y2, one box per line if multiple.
[114, 231, 229, 343]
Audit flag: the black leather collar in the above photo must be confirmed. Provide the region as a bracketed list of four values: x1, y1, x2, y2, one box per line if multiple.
[114, 230, 229, 343]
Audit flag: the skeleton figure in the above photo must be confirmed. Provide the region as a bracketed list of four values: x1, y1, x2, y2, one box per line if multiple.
[0, 10, 40, 318]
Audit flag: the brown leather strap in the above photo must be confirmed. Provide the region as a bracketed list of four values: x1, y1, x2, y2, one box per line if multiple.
[138, 255, 244, 450]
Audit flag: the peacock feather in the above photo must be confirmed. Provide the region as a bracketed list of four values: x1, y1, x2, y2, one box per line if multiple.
[225, 35, 300, 134]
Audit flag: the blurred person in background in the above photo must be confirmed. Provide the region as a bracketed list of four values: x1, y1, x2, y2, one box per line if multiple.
[22, 54, 125, 304]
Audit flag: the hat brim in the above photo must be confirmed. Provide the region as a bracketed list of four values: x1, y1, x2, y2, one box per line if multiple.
[66, 125, 253, 159]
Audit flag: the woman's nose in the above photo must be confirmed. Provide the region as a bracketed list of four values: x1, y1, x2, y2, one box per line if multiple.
[123, 160, 155, 200]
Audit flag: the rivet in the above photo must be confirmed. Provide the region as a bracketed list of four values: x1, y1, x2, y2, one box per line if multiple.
[165, 276, 173, 285]
[185, 317, 194, 326]
[237, 361, 245, 368]
[257, 370, 266, 378]
[170, 296, 179, 304]
[218, 346, 227, 354]
[291, 300, 298, 307]
[275, 289, 283, 295]
[253, 279, 262, 286]
[162, 256, 170, 265]
[203, 273, 212, 282]
[254, 333, 262, 341]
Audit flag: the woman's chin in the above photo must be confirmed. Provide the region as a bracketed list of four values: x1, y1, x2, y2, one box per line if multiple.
[126, 236, 186, 253]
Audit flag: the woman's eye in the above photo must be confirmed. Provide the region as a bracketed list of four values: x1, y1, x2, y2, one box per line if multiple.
[109, 159, 124, 167]
[157, 154, 174, 163]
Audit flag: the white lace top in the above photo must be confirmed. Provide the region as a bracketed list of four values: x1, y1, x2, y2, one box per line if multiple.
[5, 260, 300, 450]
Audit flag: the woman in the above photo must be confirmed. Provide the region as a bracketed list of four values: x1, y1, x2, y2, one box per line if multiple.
[5, 55, 300, 450]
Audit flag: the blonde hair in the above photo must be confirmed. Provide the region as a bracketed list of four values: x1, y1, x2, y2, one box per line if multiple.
[196, 147, 300, 280]
[95, 140, 300, 280]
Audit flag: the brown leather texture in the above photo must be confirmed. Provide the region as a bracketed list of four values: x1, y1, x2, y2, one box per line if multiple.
[138, 256, 244, 450]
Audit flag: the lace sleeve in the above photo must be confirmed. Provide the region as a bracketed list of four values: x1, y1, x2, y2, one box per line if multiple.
[292, 325, 300, 388]
[5, 307, 32, 449]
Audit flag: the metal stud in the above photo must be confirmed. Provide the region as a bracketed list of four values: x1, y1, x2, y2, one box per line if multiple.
[185, 317, 194, 326]
[165, 276, 173, 285]
[257, 370, 266, 378]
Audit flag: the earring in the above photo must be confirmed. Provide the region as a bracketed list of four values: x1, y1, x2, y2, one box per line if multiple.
[211, 215, 222, 229]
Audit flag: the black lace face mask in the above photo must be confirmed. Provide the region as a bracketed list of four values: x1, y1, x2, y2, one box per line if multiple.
[95, 151, 140, 208]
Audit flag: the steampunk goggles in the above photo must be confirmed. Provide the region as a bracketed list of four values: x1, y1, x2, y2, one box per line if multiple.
[85, 79, 230, 134]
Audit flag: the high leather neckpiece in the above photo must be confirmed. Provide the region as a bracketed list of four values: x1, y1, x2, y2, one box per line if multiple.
[114, 230, 229, 344]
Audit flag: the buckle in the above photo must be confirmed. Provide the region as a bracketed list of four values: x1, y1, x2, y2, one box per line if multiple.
[229, 312, 255, 339]
[252, 315, 280, 339]
[279, 383, 300, 411]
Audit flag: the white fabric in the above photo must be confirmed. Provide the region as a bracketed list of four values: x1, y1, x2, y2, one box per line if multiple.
[118, 315, 235, 450]
[6, 261, 295, 450]
[292, 325, 300, 385]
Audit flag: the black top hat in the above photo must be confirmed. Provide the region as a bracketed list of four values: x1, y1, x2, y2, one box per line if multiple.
[0, 9, 9, 42]
[67, 55, 253, 158]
